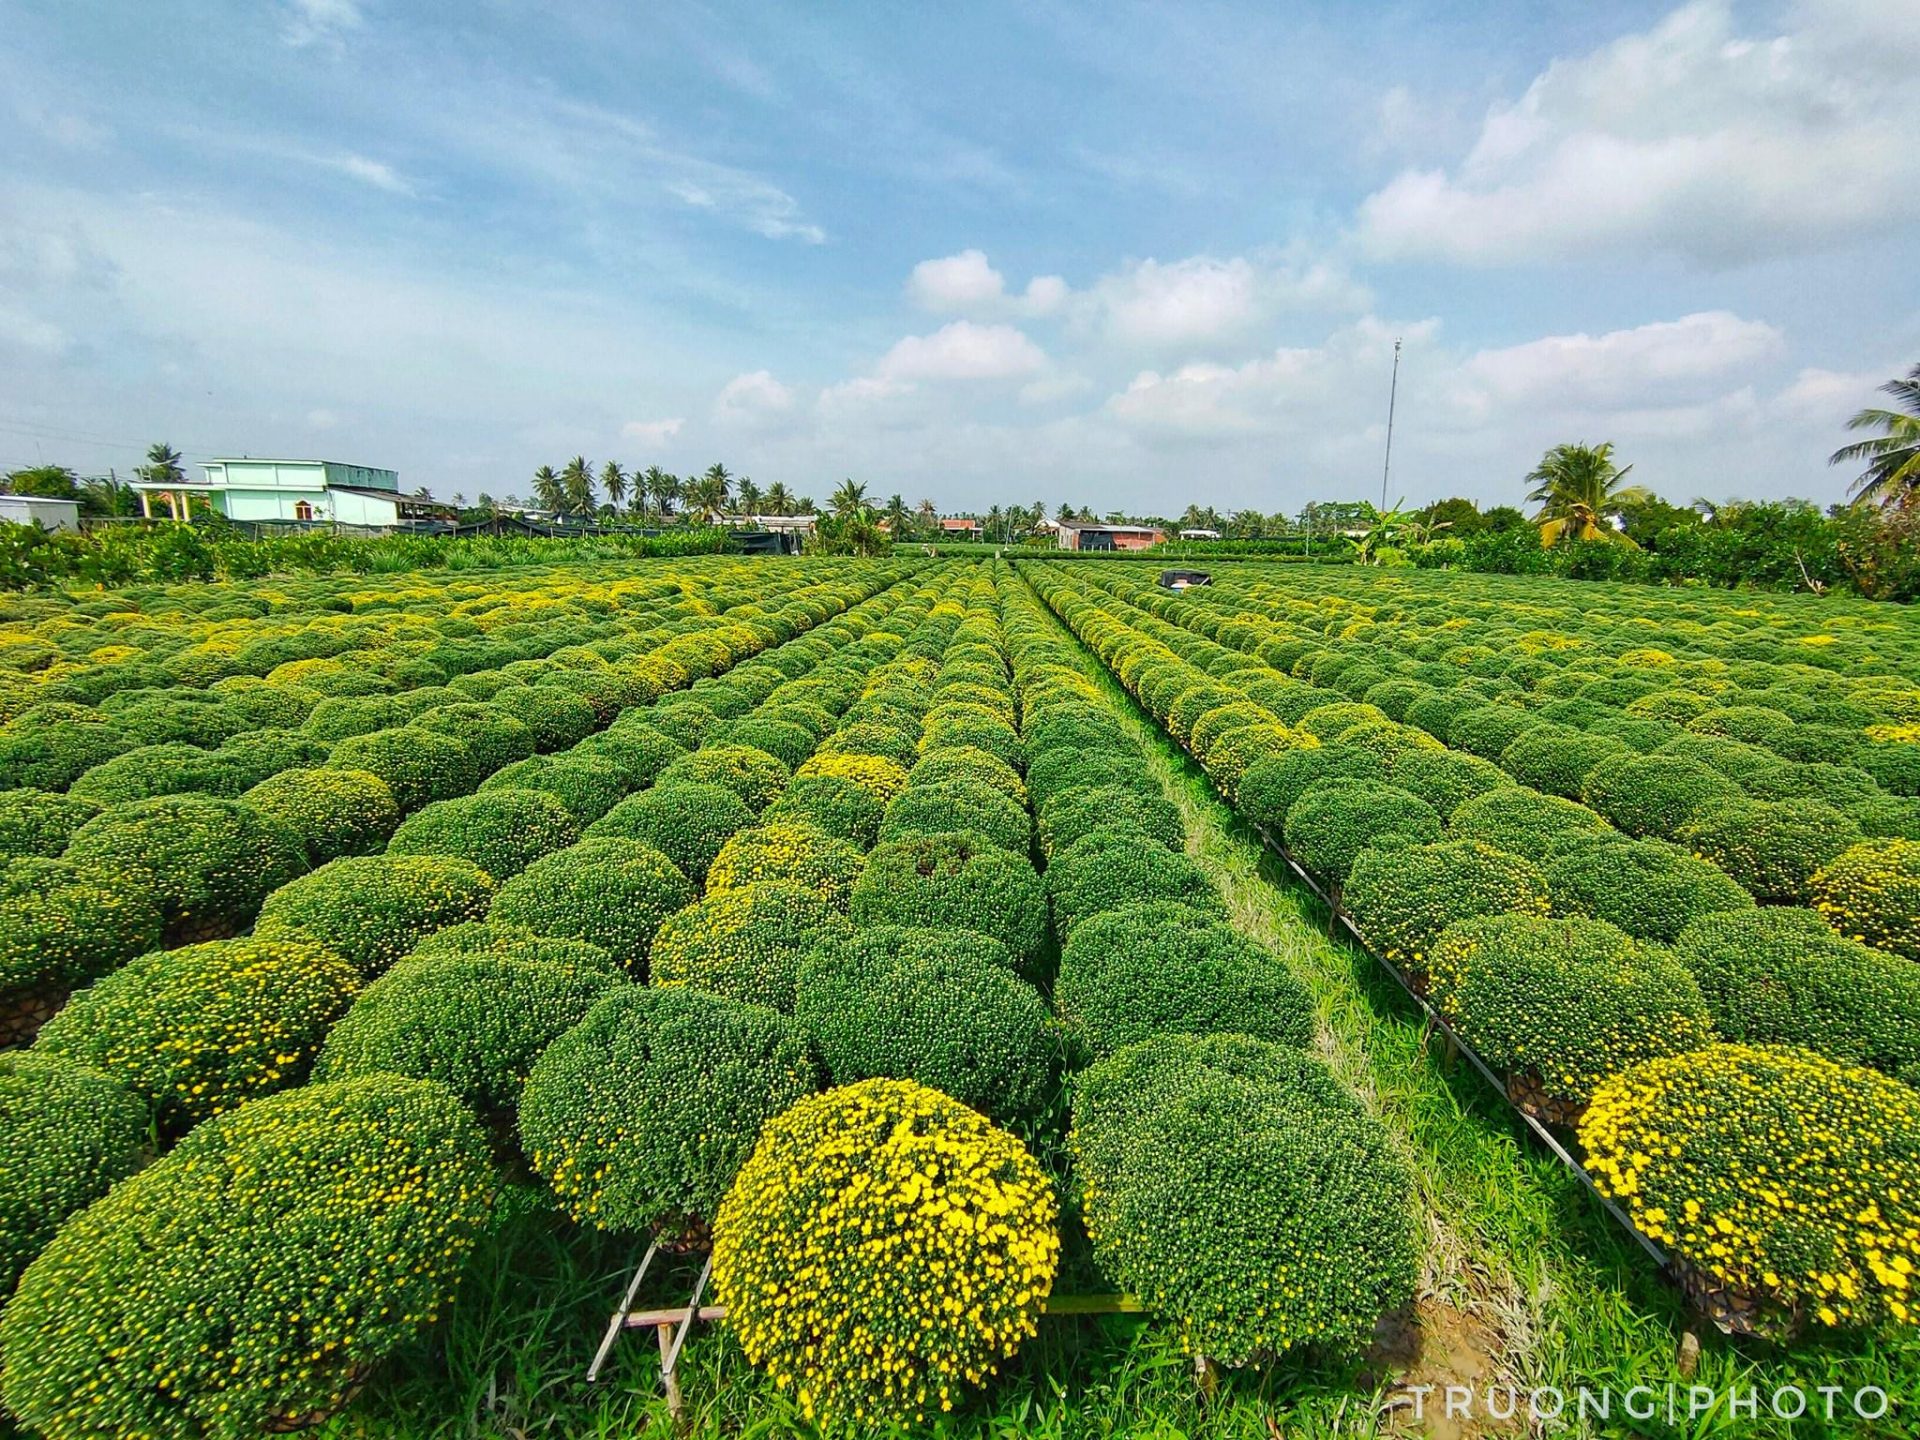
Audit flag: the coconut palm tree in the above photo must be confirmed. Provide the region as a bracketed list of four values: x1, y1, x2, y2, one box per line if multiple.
[1525, 442, 1650, 546]
[654, 471, 682, 521]
[736, 476, 763, 513]
[531, 465, 563, 513]
[829, 478, 868, 518]
[1830, 364, 1920, 511]
[559, 456, 595, 517]
[135, 442, 185, 489]
[684, 464, 732, 521]
[600, 461, 628, 513]
[796, 495, 816, 515]
[884, 493, 911, 537]
[761, 481, 793, 516]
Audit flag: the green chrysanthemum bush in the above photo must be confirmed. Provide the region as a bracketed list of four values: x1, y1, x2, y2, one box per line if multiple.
[706, 821, 865, 908]
[657, 744, 792, 814]
[387, 788, 580, 880]
[1034, 782, 1181, 857]
[254, 854, 496, 976]
[0, 788, 100, 864]
[313, 951, 625, 1113]
[1673, 908, 1920, 1081]
[518, 985, 815, 1233]
[650, 881, 852, 1013]
[1070, 1034, 1416, 1365]
[0, 1051, 146, 1297]
[794, 926, 1055, 1129]
[494, 683, 598, 751]
[712, 1078, 1060, 1426]
[480, 753, 630, 825]
[64, 796, 305, 939]
[583, 783, 756, 887]
[241, 766, 401, 865]
[409, 702, 538, 774]
[0, 859, 164, 995]
[0, 716, 131, 792]
[1580, 753, 1744, 839]
[1579, 1045, 1920, 1330]
[907, 745, 1028, 806]
[1812, 838, 1920, 961]
[1427, 914, 1715, 1112]
[67, 742, 251, 806]
[326, 725, 479, 812]
[407, 920, 619, 972]
[1283, 779, 1442, 884]
[35, 935, 360, 1129]
[879, 778, 1032, 857]
[1544, 837, 1755, 944]
[1055, 901, 1315, 1060]
[764, 772, 888, 848]
[921, 704, 1024, 771]
[1234, 743, 1380, 830]
[581, 716, 688, 786]
[1343, 840, 1551, 976]
[851, 830, 1047, 964]
[1448, 786, 1611, 862]
[1044, 828, 1225, 939]
[1674, 796, 1862, 905]
[1384, 747, 1511, 820]
[488, 838, 694, 974]
[0, 1075, 494, 1440]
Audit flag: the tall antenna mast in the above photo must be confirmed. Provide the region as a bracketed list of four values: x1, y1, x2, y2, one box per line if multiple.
[1380, 337, 1402, 512]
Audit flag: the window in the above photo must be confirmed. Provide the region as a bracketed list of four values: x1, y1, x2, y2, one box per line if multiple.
[294, 501, 314, 522]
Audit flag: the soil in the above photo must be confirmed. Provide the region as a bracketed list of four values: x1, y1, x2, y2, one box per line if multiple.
[1368, 1299, 1517, 1440]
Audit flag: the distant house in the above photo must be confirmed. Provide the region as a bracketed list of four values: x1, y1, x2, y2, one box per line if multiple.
[0, 495, 81, 533]
[1177, 527, 1222, 540]
[737, 514, 817, 537]
[940, 517, 983, 538]
[130, 458, 456, 527]
[1055, 520, 1166, 551]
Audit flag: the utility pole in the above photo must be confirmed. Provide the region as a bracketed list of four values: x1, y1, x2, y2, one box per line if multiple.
[1380, 337, 1402, 512]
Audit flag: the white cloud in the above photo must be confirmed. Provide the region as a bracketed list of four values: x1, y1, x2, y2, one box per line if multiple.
[305, 407, 339, 429]
[282, 0, 363, 48]
[873, 321, 1047, 382]
[1019, 371, 1094, 406]
[1079, 254, 1371, 349]
[322, 153, 414, 196]
[713, 370, 796, 425]
[907, 249, 1067, 316]
[1460, 311, 1784, 410]
[621, 417, 684, 445]
[0, 302, 69, 356]
[1359, 0, 1920, 265]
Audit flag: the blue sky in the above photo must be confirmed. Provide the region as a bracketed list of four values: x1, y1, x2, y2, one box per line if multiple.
[1, 0, 1915, 513]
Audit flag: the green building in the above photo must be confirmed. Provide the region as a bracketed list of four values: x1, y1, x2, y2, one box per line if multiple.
[132, 458, 455, 527]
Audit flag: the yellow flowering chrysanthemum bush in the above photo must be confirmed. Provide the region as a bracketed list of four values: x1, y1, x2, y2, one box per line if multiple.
[0, 1051, 146, 1297]
[518, 986, 815, 1233]
[488, 838, 694, 974]
[387, 787, 580, 880]
[712, 1078, 1060, 1426]
[1426, 913, 1716, 1117]
[650, 880, 852, 1013]
[325, 725, 481, 812]
[764, 772, 889, 849]
[1070, 1034, 1417, 1365]
[1812, 837, 1920, 961]
[255, 853, 496, 976]
[1579, 1044, 1920, 1332]
[657, 743, 792, 814]
[0, 858, 164, 999]
[34, 934, 360, 1130]
[1340, 838, 1550, 978]
[313, 950, 625, 1114]
[0, 1075, 494, 1440]
[706, 820, 866, 907]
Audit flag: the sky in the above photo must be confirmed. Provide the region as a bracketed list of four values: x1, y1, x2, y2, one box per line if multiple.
[1, 0, 1915, 515]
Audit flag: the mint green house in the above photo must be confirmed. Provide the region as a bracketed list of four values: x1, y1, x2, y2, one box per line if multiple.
[132, 458, 455, 527]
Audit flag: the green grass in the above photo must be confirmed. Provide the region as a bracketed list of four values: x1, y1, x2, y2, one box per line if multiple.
[312, 573, 1917, 1440]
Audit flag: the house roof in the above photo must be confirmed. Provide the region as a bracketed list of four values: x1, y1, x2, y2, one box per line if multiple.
[329, 485, 456, 510]
[940, 517, 982, 529]
[206, 458, 397, 471]
[1058, 520, 1164, 535]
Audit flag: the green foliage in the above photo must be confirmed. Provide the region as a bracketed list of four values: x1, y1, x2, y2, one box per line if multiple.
[388, 788, 580, 879]
[650, 881, 851, 1013]
[241, 766, 400, 865]
[64, 795, 304, 932]
[36, 934, 359, 1129]
[314, 952, 625, 1112]
[0, 1051, 145, 1296]
[656, 744, 791, 813]
[1812, 837, 1920, 961]
[1674, 908, 1920, 1082]
[1235, 743, 1378, 829]
[488, 838, 694, 974]
[1036, 782, 1182, 857]
[851, 830, 1047, 963]
[1071, 1034, 1417, 1366]
[0, 858, 164, 993]
[0, 1076, 495, 1440]
[1428, 914, 1715, 1107]
[1448, 786, 1610, 862]
[479, 753, 629, 824]
[410, 702, 538, 774]
[585, 783, 755, 883]
[1283, 779, 1442, 883]
[706, 821, 865, 908]
[518, 985, 815, 1233]
[1343, 839, 1551, 972]
[1055, 902, 1315, 1060]
[763, 772, 887, 848]
[1544, 837, 1755, 944]
[67, 742, 251, 805]
[1384, 747, 1510, 819]
[0, 788, 100, 863]
[1043, 827, 1225, 939]
[406, 920, 619, 973]
[794, 926, 1057, 1129]
[255, 854, 496, 976]
[1581, 753, 1743, 838]
[906, 745, 1027, 805]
